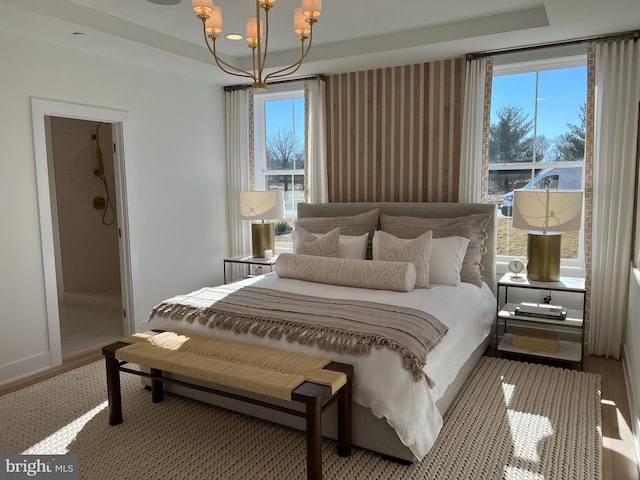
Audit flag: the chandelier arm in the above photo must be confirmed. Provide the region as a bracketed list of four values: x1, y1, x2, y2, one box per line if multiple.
[252, 46, 259, 82]
[210, 38, 257, 80]
[201, 19, 256, 80]
[212, 42, 257, 80]
[258, 4, 270, 80]
[264, 29, 314, 81]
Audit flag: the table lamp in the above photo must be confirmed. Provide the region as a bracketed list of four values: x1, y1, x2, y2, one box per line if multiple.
[240, 191, 285, 258]
[513, 188, 583, 281]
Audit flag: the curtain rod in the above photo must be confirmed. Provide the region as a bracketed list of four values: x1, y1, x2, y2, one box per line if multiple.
[466, 29, 639, 61]
[223, 74, 325, 92]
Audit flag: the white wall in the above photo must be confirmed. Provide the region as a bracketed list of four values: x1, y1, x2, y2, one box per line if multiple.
[0, 31, 228, 384]
[624, 266, 640, 471]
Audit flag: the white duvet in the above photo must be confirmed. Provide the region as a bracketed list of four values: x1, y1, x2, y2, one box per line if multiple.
[145, 272, 496, 460]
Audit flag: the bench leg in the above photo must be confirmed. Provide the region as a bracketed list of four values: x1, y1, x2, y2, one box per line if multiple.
[151, 368, 164, 403]
[305, 398, 323, 480]
[337, 380, 352, 457]
[105, 355, 123, 426]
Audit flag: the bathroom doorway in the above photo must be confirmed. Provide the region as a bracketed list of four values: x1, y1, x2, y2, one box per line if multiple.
[48, 117, 124, 358]
[32, 99, 133, 366]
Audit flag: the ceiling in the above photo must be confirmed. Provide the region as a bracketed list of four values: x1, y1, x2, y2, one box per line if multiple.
[0, 0, 638, 86]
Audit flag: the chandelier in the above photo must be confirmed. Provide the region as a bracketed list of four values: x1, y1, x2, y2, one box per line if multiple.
[191, 0, 322, 90]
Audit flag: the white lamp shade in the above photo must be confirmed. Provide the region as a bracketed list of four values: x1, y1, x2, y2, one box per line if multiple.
[302, 0, 322, 18]
[192, 0, 214, 15]
[245, 16, 263, 45]
[240, 191, 285, 220]
[513, 190, 583, 232]
[204, 6, 223, 35]
[294, 7, 310, 36]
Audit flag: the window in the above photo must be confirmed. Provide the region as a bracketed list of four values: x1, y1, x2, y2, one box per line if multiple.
[488, 54, 587, 272]
[254, 88, 305, 250]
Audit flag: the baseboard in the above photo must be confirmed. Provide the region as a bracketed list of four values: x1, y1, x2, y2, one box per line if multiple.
[622, 345, 640, 477]
[0, 351, 52, 387]
[0, 349, 101, 395]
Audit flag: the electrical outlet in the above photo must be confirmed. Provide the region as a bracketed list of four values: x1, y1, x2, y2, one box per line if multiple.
[253, 266, 263, 275]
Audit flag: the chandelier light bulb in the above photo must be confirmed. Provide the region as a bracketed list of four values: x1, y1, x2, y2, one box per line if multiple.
[294, 7, 310, 37]
[302, 0, 322, 19]
[204, 6, 223, 37]
[245, 16, 263, 46]
[191, 0, 213, 16]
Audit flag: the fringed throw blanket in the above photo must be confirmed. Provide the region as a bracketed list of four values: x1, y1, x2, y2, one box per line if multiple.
[148, 285, 448, 386]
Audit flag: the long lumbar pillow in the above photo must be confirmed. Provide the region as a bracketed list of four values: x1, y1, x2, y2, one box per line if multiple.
[275, 253, 417, 292]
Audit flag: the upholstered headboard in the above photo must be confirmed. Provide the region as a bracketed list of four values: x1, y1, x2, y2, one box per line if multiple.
[297, 202, 497, 294]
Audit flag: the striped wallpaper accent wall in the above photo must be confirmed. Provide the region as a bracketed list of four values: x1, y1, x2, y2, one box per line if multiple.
[324, 59, 464, 203]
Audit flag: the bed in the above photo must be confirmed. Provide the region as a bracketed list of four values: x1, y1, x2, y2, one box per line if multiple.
[144, 202, 497, 463]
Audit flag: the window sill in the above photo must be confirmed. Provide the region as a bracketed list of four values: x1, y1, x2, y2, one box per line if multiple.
[496, 260, 585, 279]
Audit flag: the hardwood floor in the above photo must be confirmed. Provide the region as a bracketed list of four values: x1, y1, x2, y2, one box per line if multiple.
[584, 355, 639, 480]
[1, 350, 638, 479]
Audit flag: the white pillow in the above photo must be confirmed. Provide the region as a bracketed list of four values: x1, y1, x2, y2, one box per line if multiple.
[429, 236, 470, 286]
[372, 230, 432, 288]
[292, 228, 340, 257]
[373, 233, 470, 286]
[311, 232, 368, 259]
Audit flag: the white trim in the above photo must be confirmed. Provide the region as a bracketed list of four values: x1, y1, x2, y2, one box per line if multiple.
[112, 122, 135, 336]
[30, 98, 134, 369]
[493, 43, 587, 70]
[0, 351, 52, 387]
[490, 53, 587, 276]
[494, 54, 586, 75]
[253, 88, 304, 190]
[622, 344, 640, 478]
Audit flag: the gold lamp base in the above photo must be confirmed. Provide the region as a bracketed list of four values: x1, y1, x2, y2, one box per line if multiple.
[526, 232, 562, 282]
[251, 222, 275, 258]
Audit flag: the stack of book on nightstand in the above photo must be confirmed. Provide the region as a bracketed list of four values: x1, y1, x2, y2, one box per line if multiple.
[515, 302, 567, 320]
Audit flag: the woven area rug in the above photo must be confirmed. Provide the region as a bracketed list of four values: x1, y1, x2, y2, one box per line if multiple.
[0, 356, 601, 479]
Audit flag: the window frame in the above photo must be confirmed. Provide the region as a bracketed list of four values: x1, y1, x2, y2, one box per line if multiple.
[253, 87, 305, 252]
[490, 54, 587, 277]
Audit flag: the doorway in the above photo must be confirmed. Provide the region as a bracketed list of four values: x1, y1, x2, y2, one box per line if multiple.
[48, 117, 123, 358]
[32, 99, 134, 367]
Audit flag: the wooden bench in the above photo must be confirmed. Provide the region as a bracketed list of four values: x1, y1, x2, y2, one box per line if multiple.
[102, 331, 353, 480]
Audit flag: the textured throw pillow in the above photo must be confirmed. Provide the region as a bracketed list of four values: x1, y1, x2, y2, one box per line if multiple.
[311, 232, 368, 260]
[275, 253, 417, 292]
[292, 228, 340, 257]
[293, 209, 379, 236]
[379, 213, 490, 287]
[429, 236, 470, 286]
[373, 230, 432, 288]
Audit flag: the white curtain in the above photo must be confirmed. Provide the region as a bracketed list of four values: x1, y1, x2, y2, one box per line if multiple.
[225, 89, 251, 260]
[459, 57, 489, 203]
[305, 78, 328, 203]
[589, 39, 640, 358]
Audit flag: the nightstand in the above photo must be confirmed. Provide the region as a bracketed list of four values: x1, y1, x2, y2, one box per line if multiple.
[223, 254, 278, 284]
[496, 273, 587, 369]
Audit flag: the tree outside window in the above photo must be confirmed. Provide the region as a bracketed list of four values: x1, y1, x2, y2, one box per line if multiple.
[488, 61, 587, 264]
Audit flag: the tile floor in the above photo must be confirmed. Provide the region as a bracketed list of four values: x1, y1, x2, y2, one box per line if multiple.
[59, 303, 124, 359]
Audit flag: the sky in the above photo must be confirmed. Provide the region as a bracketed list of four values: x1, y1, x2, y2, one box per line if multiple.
[264, 97, 305, 142]
[490, 66, 587, 140]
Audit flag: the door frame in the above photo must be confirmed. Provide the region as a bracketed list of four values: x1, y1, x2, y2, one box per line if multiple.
[31, 98, 134, 366]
